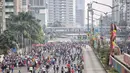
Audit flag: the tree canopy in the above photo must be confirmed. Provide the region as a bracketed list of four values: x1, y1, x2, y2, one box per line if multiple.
[0, 12, 44, 53]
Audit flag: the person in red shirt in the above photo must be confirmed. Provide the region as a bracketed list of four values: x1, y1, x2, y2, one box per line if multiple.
[71, 68, 74, 73]
[67, 64, 70, 68]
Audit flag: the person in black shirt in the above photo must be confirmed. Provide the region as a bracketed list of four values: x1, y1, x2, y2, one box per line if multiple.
[61, 66, 64, 73]
[56, 65, 59, 73]
[53, 65, 56, 73]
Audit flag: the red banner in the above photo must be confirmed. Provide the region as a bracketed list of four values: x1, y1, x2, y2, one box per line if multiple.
[32, 44, 45, 47]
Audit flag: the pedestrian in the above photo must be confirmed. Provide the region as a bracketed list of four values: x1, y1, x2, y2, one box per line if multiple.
[11, 64, 14, 73]
[61, 66, 64, 73]
[56, 65, 59, 73]
[29, 66, 33, 73]
[46, 64, 49, 73]
[18, 70, 21, 73]
[53, 65, 56, 73]
[64, 67, 68, 73]
[42, 66, 46, 73]
[58, 59, 61, 65]
[6, 65, 10, 73]
[71, 68, 74, 73]
[1, 64, 5, 73]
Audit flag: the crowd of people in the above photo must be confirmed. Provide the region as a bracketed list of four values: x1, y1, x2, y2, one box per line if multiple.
[0, 41, 87, 73]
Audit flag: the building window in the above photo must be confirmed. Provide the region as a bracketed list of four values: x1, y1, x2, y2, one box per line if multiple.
[22, 0, 26, 5]
[5, 6, 13, 8]
[29, 0, 33, 5]
[40, 0, 44, 6]
[5, 0, 13, 2]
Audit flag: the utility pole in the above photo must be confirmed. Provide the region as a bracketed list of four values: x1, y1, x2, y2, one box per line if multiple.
[87, 3, 93, 34]
[91, 10, 94, 35]
[100, 15, 103, 36]
[87, 3, 90, 32]
[92, 1, 119, 23]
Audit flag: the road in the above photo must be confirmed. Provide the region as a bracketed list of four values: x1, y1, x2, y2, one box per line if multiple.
[83, 45, 106, 73]
[12, 44, 106, 73]
[13, 50, 50, 73]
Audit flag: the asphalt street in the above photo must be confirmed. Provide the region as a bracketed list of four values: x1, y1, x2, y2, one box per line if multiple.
[12, 45, 106, 73]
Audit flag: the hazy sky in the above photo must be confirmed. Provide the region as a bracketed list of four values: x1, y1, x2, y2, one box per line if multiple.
[85, 0, 112, 24]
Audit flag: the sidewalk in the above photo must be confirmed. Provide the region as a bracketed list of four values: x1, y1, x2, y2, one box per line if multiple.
[82, 45, 106, 73]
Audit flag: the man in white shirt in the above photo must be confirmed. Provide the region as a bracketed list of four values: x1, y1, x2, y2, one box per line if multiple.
[64, 67, 68, 73]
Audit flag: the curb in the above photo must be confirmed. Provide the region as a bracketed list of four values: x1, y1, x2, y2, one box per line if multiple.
[91, 47, 108, 73]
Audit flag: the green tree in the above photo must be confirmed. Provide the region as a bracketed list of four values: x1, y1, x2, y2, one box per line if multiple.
[0, 12, 44, 53]
[7, 12, 44, 43]
[0, 30, 16, 54]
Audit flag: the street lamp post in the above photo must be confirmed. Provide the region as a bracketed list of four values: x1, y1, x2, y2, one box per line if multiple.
[92, 1, 119, 23]
[87, 3, 92, 32]
[91, 10, 94, 35]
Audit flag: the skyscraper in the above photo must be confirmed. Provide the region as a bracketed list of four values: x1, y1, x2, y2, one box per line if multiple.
[5, 0, 22, 18]
[29, 0, 46, 13]
[0, 0, 5, 33]
[48, 0, 76, 27]
[76, 0, 85, 26]
[22, 0, 29, 12]
[126, 0, 130, 26]
[112, 0, 128, 25]
[29, 0, 48, 27]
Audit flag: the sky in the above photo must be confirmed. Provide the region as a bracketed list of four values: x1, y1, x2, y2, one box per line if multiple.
[85, 0, 112, 24]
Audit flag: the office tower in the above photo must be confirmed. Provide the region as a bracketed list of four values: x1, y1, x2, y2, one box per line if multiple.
[29, 0, 48, 27]
[5, 0, 22, 18]
[22, 0, 29, 12]
[48, 0, 76, 27]
[126, 0, 130, 26]
[0, 0, 5, 33]
[76, 0, 85, 26]
[112, 0, 128, 25]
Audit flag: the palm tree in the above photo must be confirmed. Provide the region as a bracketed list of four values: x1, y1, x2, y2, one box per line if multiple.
[6, 12, 44, 48]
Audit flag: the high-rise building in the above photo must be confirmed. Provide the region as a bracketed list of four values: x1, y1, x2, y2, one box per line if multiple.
[48, 0, 76, 27]
[126, 0, 130, 26]
[29, 0, 48, 27]
[112, 0, 130, 26]
[5, 0, 22, 18]
[0, 0, 5, 33]
[22, 0, 29, 12]
[76, 0, 85, 27]
[29, 0, 46, 13]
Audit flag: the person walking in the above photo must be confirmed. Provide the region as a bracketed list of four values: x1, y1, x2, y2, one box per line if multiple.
[61, 66, 64, 73]
[6, 65, 10, 73]
[29, 66, 33, 73]
[53, 65, 56, 73]
[56, 65, 59, 73]
[11, 64, 14, 73]
[18, 70, 21, 73]
[71, 68, 74, 73]
[58, 58, 61, 65]
[46, 64, 49, 73]
[42, 66, 46, 73]
[64, 67, 68, 73]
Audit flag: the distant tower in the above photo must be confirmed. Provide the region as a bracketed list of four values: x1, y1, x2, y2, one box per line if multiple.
[48, 0, 76, 27]
[76, 0, 85, 26]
